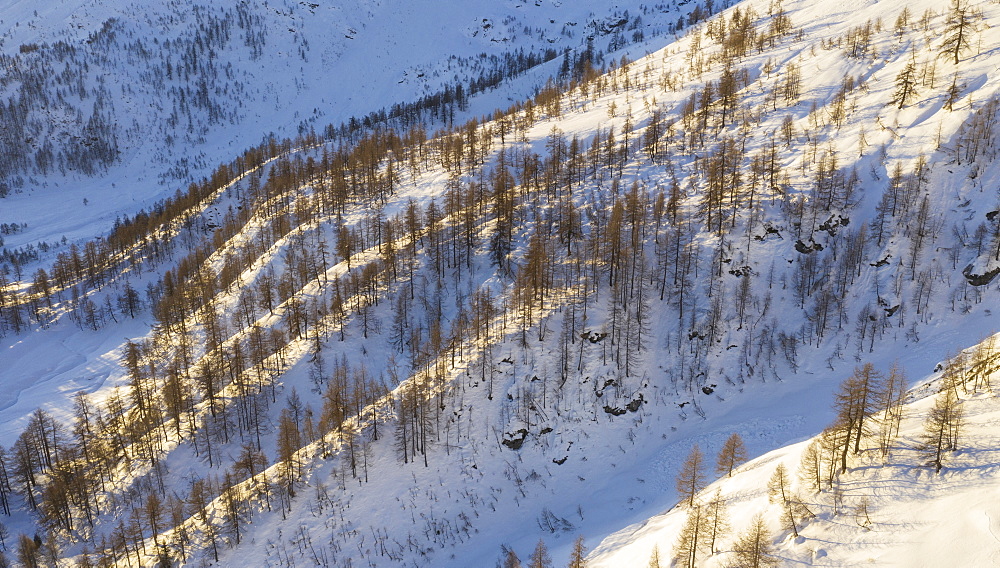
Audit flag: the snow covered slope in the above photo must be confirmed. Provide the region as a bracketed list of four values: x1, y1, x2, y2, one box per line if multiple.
[589, 336, 1000, 567]
[0, 0, 998, 565]
[0, 0, 689, 250]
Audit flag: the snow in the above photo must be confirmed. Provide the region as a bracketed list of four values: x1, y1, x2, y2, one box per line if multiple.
[0, 0, 686, 250]
[590, 357, 1000, 568]
[1, 0, 1000, 565]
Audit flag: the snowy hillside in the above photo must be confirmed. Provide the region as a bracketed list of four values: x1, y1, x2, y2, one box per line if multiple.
[589, 337, 1000, 567]
[0, 0, 998, 566]
[0, 0, 692, 251]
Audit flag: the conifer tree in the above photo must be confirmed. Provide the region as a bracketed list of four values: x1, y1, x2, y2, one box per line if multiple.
[503, 548, 523, 568]
[797, 438, 824, 493]
[878, 362, 908, 458]
[567, 535, 587, 568]
[676, 444, 707, 508]
[716, 433, 748, 477]
[647, 545, 662, 568]
[276, 408, 301, 490]
[921, 386, 964, 472]
[529, 539, 552, 568]
[831, 363, 885, 472]
[673, 503, 704, 568]
[940, 0, 976, 65]
[730, 514, 778, 568]
[891, 58, 918, 109]
[768, 463, 811, 537]
[15, 534, 38, 568]
[705, 489, 730, 555]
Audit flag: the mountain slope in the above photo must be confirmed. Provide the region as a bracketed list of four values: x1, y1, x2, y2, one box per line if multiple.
[589, 336, 1000, 567]
[0, 0, 688, 251]
[0, 0, 998, 566]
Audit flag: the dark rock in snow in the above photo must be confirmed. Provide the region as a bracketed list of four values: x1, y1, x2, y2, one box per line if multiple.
[625, 395, 644, 412]
[502, 428, 529, 450]
[963, 264, 1000, 286]
[870, 254, 891, 267]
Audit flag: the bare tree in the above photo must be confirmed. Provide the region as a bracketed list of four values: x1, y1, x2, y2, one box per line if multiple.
[831, 363, 885, 472]
[502, 548, 523, 568]
[15, 535, 38, 568]
[797, 438, 824, 493]
[891, 57, 918, 109]
[877, 362, 908, 458]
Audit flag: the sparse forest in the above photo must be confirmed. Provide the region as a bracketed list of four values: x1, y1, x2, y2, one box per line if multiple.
[0, 0, 998, 565]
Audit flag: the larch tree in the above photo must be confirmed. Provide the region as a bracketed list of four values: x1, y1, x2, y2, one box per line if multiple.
[797, 438, 825, 493]
[940, 0, 976, 65]
[676, 444, 707, 508]
[943, 74, 963, 111]
[276, 408, 302, 492]
[503, 548, 523, 568]
[967, 335, 996, 393]
[716, 433, 748, 477]
[529, 539, 552, 568]
[647, 545, 662, 568]
[144, 492, 164, 547]
[221, 471, 246, 546]
[921, 386, 964, 472]
[832, 363, 885, 473]
[768, 463, 811, 538]
[730, 514, 778, 568]
[877, 361, 908, 458]
[673, 502, 705, 568]
[705, 488, 730, 555]
[567, 535, 587, 568]
[891, 57, 918, 109]
[15, 534, 39, 568]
